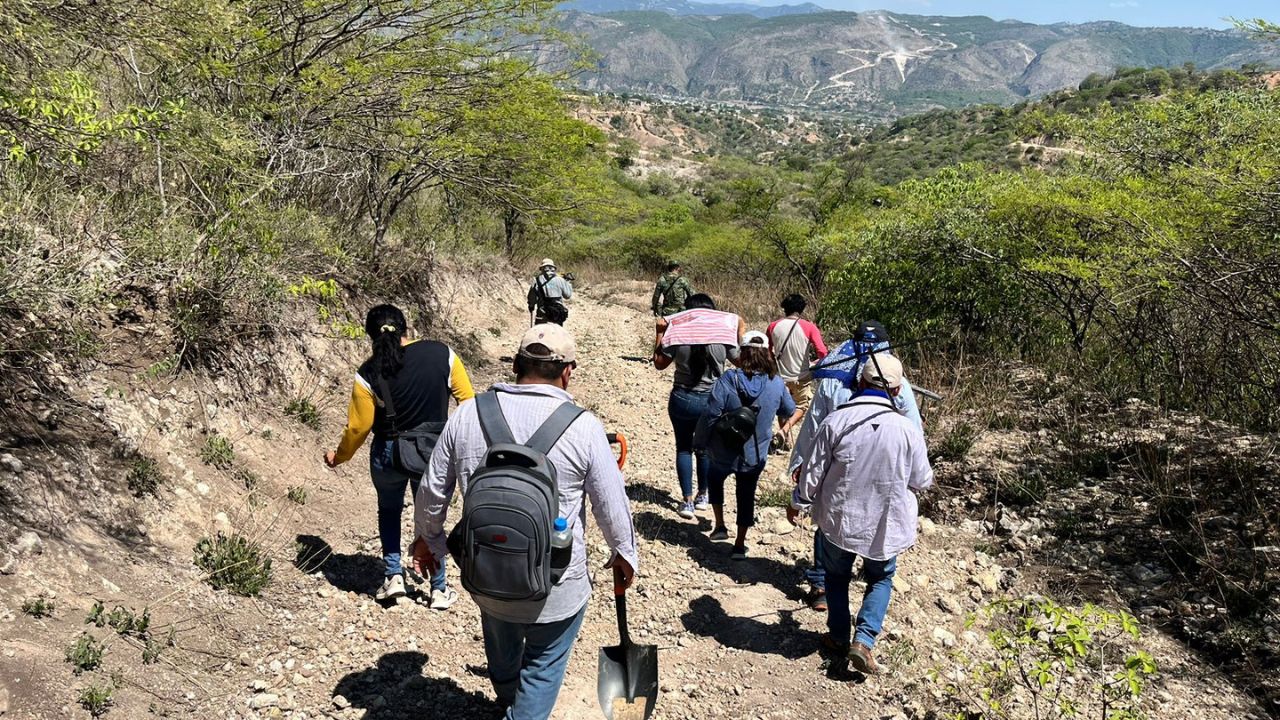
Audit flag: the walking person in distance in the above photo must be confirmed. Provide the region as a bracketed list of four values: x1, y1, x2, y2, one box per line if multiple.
[651, 260, 693, 318]
[767, 294, 829, 436]
[527, 259, 573, 326]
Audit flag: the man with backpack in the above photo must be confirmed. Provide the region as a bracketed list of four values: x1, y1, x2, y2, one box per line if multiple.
[651, 261, 693, 318]
[527, 259, 573, 326]
[788, 354, 933, 676]
[767, 294, 829, 428]
[411, 324, 638, 720]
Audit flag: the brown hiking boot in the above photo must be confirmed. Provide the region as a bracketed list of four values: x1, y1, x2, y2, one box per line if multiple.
[848, 642, 881, 675]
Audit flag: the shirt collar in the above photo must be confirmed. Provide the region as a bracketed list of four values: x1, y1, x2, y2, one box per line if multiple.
[490, 382, 574, 402]
[847, 388, 896, 410]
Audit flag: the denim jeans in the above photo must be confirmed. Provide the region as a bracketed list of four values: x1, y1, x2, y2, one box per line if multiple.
[804, 528, 827, 590]
[818, 531, 897, 648]
[370, 439, 446, 590]
[668, 387, 711, 500]
[481, 604, 587, 720]
[707, 461, 765, 529]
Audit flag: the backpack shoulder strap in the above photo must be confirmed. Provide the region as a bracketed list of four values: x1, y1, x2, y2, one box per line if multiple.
[476, 391, 516, 446]
[374, 375, 400, 436]
[525, 402, 586, 456]
[778, 318, 805, 356]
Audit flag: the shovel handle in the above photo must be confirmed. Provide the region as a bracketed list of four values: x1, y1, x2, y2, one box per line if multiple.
[606, 433, 628, 470]
[614, 592, 631, 647]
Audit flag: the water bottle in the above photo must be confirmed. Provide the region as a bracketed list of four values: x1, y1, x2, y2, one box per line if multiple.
[550, 517, 573, 581]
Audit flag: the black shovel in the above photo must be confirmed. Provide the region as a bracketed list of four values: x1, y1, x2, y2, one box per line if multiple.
[598, 585, 658, 720]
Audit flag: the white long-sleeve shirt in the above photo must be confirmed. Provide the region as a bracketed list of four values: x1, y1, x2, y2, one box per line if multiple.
[792, 393, 934, 561]
[414, 383, 639, 624]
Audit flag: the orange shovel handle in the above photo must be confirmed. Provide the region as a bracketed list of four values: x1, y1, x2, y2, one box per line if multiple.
[606, 433, 628, 470]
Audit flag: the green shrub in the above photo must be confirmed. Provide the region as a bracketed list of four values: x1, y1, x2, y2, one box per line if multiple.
[78, 682, 114, 717]
[194, 533, 272, 596]
[233, 467, 260, 491]
[65, 633, 106, 673]
[936, 597, 1158, 720]
[100, 605, 150, 638]
[1001, 472, 1047, 506]
[21, 596, 55, 618]
[126, 458, 163, 497]
[756, 482, 792, 509]
[143, 625, 177, 664]
[85, 599, 106, 627]
[199, 433, 234, 469]
[932, 421, 980, 463]
[284, 396, 322, 431]
[286, 486, 308, 505]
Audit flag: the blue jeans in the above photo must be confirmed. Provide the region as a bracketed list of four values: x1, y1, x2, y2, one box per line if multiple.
[481, 604, 587, 720]
[805, 528, 827, 590]
[707, 461, 765, 529]
[668, 387, 710, 500]
[370, 439, 446, 590]
[818, 531, 897, 648]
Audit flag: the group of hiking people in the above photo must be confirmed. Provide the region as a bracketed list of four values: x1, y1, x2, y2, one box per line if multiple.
[321, 261, 933, 718]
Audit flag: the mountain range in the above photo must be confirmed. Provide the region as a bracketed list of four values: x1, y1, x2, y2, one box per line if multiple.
[551, 4, 1280, 118]
[560, 0, 824, 19]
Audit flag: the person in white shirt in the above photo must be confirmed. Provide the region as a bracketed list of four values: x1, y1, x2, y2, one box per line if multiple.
[787, 353, 933, 675]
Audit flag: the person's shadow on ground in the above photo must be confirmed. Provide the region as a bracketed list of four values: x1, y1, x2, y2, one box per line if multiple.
[680, 594, 821, 659]
[631, 510, 806, 601]
[623, 480, 681, 511]
[333, 651, 501, 720]
[294, 534, 384, 595]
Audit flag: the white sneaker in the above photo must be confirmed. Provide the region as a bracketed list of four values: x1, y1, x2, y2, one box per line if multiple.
[430, 586, 459, 611]
[677, 502, 696, 520]
[694, 494, 710, 511]
[376, 574, 406, 601]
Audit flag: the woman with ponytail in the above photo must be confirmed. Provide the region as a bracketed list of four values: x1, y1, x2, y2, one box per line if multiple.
[325, 304, 476, 606]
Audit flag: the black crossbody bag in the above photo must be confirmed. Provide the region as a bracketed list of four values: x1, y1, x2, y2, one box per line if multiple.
[374, 376, 446, 475]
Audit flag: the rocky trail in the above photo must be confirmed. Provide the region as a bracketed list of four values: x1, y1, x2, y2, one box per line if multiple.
[0, 277, 1270, 720]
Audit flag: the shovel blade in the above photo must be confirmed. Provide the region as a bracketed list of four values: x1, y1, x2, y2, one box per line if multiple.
[598, 643, 658, 720]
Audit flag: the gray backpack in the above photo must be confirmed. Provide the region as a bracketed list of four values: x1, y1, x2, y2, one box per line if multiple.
[450, 391, 584, 602]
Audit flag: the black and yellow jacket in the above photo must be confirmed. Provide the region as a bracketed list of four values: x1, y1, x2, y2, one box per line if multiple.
[333, 340, 475, 464]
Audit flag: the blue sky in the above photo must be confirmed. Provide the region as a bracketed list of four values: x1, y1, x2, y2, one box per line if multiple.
[733, 0, 1275, 28]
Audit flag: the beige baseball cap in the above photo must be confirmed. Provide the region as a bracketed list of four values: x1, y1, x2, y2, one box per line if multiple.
[519, 323, 577, 364]
[861, 352, 903, 389]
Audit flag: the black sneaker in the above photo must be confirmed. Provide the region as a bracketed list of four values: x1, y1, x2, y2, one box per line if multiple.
[731, 545, 747, 560]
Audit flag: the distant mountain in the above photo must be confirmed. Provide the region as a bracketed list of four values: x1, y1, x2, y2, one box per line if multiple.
[558, 0, 825, 19]
[551, 10, 1280, 118]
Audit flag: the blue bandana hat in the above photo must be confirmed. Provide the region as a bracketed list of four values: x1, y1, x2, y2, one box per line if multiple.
[811, 338, 891, 389]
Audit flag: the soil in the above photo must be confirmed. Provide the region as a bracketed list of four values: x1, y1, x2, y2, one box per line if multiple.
[0, 274, 1271, 719]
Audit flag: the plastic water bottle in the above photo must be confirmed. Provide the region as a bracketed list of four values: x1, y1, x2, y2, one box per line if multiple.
[552, 518, 573, 549]
[550, 517, 573, 578]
